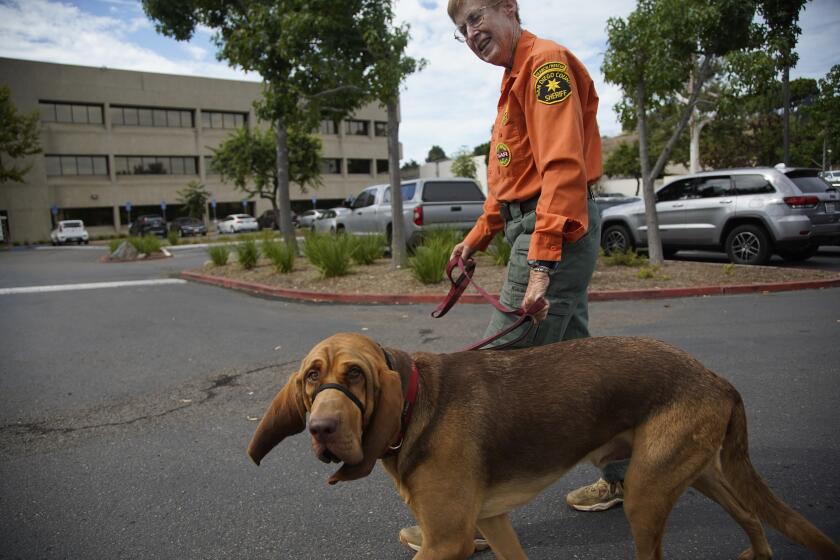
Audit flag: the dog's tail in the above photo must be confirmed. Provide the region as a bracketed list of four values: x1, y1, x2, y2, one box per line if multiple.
[721, 393, 840, 559]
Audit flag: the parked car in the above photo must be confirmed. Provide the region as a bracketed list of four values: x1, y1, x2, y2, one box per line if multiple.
[129, 215, 167, 237]
[217, 214, 259, 234]
[297, 209, 324, 229]
[312, 207, 351, 233]
[168, 216, 207, 237]
[594, 193, 642, 214]
[257, 209, 299, 230]
[599, 166, 840, 265]
[337, 178, 486, 247]
[820, 170, 840, 188]
[50, 220, 89, 245]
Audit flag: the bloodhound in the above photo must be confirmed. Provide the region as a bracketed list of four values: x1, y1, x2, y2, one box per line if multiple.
[247, 332, 840, 560]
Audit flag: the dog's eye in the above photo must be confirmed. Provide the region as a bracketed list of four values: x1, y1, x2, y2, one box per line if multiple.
[347, 366, 363, 380]
[306, 370, 319, 383]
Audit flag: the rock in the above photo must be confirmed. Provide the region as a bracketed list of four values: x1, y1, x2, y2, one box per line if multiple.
[110, 240, 139, 261]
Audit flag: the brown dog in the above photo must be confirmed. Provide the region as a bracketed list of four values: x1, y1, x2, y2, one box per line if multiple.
[247, 333, 840, 560]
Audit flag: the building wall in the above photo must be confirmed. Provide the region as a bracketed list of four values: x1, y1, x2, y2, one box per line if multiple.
[0, 58, 394, 242]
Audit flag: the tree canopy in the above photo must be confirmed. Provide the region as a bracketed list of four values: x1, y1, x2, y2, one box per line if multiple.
[0, 85, 41, 184]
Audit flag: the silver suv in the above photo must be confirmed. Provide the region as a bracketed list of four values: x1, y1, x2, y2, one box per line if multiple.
[600, 166, 840, 265]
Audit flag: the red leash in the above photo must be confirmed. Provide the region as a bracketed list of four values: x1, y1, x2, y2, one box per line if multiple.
[431, 256, 547, 351]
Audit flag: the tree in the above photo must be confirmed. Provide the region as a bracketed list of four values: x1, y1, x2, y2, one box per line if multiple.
[426, 145, 447, 163]
[603, 0, 755, 264]
[473, 141, 490, 165]
[451, 146, 477, 179]
[401, 159, 420, 171]
[0, 85, 41, 184]
[603, 141, 642, 195]
[143, 0, 389, 251]
[758, 0, 809, 165]
[211, 126, 321, 228]
[177, 180, 212, 219]
[360, 2, 425, 268]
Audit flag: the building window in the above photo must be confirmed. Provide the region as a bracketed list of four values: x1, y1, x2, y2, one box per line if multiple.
[39, 101, 103, 125]
[45, 155, 108, 176]
[376, 159, 389, 174]
[345, 119, 369, 136]
[204, 156, 221, 176]
[61, 207, 115, 227]
[319, 120, 338, 135]
[201, 110, 246, 129]
[115, 156, 198, 176]
[347, 158, 371, 174]
[320, 158, 342, 174]
[374, 121, 388, 137]
[111, 106, 194, 128]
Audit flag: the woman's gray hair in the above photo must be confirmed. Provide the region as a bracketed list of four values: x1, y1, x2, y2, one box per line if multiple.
[447, 0, 521, 24]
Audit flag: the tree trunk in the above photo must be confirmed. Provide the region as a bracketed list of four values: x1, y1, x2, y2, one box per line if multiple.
[782, 63, 790, 166]
[636, 80, 664, 265]
[387, 98, 407, 268]
[689, 106, 701, 174]
[274, 119, 296, 252]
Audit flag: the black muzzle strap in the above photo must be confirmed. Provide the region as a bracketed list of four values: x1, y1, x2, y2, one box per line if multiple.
[312, 383, 366, 416]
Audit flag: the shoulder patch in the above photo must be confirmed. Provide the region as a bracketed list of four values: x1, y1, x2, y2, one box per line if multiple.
[495, 143, 511, 167]
[533, 61, 572, 105]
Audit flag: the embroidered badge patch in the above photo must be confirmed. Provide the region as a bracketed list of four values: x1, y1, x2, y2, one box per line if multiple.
[533, 62, 572, 105]
[496, 143, 511, 167]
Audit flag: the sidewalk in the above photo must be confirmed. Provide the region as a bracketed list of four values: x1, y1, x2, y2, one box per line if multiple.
[181, 269, 840, 304]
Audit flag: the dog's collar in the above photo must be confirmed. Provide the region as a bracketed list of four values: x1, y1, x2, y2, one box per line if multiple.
[381, 348, 419, 457]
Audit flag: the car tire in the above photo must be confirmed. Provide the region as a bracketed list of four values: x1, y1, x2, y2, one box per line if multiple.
[725, 224, 772, 266]
[601, 224, 634, 255]
[776, 242, 819, 262]
[662, 246, 678, 259]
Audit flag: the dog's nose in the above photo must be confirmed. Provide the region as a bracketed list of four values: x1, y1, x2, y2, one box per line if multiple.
[309, 416, 338, 440]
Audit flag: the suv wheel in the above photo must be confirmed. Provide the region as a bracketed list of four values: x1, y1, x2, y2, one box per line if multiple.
[601, 224, 634, 255]
[776, 242, 819, 262]
[725, 224, 771, 265]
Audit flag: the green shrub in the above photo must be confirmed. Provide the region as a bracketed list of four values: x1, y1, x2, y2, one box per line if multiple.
[637, 265, 670, 281]
[237, 238, 259, 270]
[108, 239, 123, 253]
[350, 234, 385, 265]
[167, 230, 179, 246]
[304, 232, 354, 278]
[422, 228, 461, 255]
[409, 244, 450, 284]
[208, 244, 230, 266]
[488, 233, 511, 266]
[600, 248, 647, 267]
[130, 235, 163, 254]
[723, 263, 736, 276]
[263, 239, 295, 273]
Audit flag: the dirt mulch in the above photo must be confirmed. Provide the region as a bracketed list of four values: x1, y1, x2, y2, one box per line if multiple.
[189, 254, 839, 296]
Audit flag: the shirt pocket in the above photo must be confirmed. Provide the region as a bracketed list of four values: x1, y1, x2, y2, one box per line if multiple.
[493, 124, 528, 183]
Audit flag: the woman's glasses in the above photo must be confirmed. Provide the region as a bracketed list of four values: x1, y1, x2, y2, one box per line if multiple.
[453, 0, 504, 42]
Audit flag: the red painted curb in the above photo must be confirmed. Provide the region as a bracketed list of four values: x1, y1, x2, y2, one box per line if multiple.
[180, 270, 840, 305]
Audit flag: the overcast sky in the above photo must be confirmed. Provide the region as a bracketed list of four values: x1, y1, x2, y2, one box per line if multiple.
[1, 0, 838, 164]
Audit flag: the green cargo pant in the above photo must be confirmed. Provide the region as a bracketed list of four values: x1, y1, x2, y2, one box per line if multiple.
[482, 199, 601, 348]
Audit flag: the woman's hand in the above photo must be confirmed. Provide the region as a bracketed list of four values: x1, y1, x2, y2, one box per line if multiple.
[449, 241, 474, 263]
[522, 268, 550, 322]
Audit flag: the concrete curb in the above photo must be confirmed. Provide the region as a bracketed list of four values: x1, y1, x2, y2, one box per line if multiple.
[180, 270, 840, 305]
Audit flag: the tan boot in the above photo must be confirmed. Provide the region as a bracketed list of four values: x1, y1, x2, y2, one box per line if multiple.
[565, 478, 624, 512]
[398, 525, 490, 553]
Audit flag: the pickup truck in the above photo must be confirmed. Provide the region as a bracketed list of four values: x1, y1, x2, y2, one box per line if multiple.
[337, 178, 486, 247]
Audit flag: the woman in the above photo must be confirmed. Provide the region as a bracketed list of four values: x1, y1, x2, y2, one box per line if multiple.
[399, 0, 626, 553]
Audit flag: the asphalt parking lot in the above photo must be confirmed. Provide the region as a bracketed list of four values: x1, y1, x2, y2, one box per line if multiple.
[1, 246, 838, 559]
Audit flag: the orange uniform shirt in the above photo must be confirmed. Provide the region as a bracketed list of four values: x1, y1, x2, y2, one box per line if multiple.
[463, 30, 602, 262]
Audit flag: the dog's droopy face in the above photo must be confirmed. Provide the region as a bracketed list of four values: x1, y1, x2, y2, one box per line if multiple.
[247, 333, 404, 483]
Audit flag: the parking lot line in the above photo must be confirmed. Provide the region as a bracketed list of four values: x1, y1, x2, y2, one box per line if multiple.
[0, 279, 187, 295]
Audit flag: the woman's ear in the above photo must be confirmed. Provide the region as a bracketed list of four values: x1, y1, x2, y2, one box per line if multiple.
[328, 367, 402, 484]
[247, 372, 307, 465]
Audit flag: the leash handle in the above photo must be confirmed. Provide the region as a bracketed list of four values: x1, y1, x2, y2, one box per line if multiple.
[432, 256, 548, 351]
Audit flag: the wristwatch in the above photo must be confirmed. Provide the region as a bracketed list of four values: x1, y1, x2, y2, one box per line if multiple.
[527, 259, 557, 274]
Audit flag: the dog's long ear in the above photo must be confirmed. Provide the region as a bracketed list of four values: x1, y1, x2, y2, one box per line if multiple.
[247, 372, 306, 465]
[328, 365, 402, 484]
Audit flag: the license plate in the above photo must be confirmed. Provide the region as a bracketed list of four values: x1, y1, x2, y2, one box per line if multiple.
[827, 202, 837, 213]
